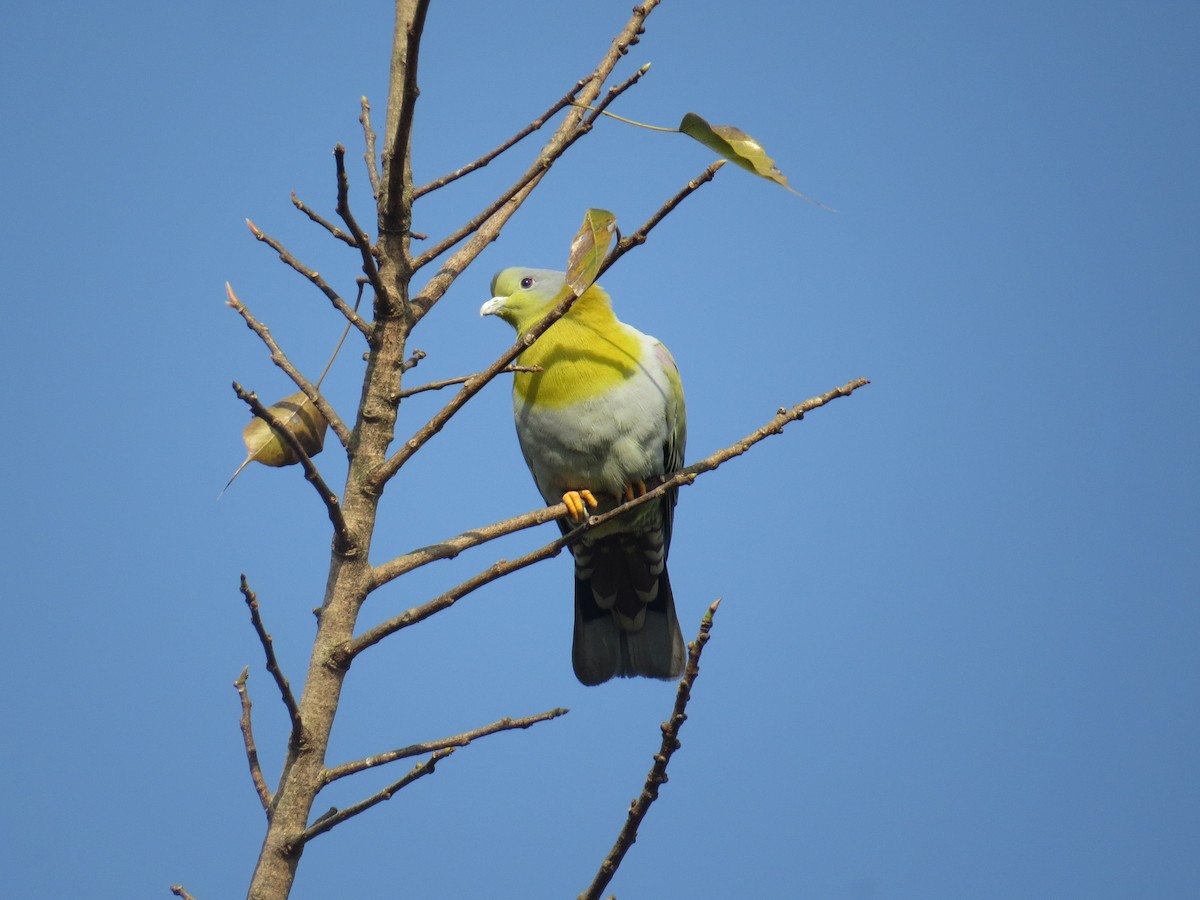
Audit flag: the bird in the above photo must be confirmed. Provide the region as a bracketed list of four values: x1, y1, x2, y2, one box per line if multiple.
[481, 267, 687, 685]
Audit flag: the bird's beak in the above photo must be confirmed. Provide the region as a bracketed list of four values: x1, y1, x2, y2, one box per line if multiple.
[480, 296, 506, 317]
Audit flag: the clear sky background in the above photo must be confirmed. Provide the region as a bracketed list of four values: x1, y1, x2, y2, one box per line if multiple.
[2, 1, 1197, 898]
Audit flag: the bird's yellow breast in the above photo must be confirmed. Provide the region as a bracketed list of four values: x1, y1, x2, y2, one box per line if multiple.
[513, 302, 642, 409]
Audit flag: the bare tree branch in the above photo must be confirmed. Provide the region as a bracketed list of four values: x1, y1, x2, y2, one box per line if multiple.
[291, 748, 455, 848]
[290, 191, 358, 249]
[232, 384, 353, 551]
[225, 284, 351, 448]
[360, 96, 381, 201]
[598, 160, 726, 279]
[234, 666, 273, 815]
[398, 364, 541, 399]
[579, 600, 721, 900]
[169, 886, 198, 900]
[407, 0, 663, 317]
[413, 77, 592, 199]
[678, 377, 871, 479]
[410, 156, 562, 273]
[244, 219, 371, 336]
[371, 500, 564, 590]
[380, 0, 430, 229]
[334, 144, 387, 306]
[344, 525, 581, 661]
[407, 59, 648, 266]
[324, 707, 569, 784]
[239, 576, 302, 739]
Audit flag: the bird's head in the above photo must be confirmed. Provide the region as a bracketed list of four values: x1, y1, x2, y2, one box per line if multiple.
[480, 267, 569, 332]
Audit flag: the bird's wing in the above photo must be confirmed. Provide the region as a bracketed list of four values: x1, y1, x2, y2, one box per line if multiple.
[654, 339, 686, 554]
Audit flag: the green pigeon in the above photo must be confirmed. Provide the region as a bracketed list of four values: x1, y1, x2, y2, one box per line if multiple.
[481, 267, 687, 685]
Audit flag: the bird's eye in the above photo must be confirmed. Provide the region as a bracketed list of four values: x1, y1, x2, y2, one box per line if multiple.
[520, 276, 534, 289]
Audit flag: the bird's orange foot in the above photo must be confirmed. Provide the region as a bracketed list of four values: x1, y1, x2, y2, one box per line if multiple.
[620, 480, 648, 503]
[563, 489, 598, 521]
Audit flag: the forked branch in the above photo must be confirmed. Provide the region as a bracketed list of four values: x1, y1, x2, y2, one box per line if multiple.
[239, 575, 302, 739]
[344, 523, 583, 660]
[292, 748, 455, 848]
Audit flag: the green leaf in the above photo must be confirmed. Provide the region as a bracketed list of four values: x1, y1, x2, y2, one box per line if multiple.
[564, 208, 617, 296]
[679, 112, 830, 208]
[222, 391, 329, 493]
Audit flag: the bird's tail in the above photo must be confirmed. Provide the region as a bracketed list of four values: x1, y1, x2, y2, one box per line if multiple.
[571, 535, 686, 686]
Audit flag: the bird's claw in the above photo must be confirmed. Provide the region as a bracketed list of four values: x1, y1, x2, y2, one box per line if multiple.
[563, 489, 598, 522]
[621, 480, 648, 503]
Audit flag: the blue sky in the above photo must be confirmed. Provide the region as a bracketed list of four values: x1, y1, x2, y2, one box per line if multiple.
[2, 1, 1197, 898]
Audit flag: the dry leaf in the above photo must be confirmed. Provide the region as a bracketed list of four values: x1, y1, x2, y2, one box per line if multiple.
[223, 392, 328, 493]
[564, 208, 617, 296]
[678, 112, 830, 208]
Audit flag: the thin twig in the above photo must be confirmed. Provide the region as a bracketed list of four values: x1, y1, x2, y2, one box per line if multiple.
[598, 160, 726, 279]
[399, 365, 541, 399]
[290, 192, 357, 248]
[413, 77, 593, 198]
[356, 378, 869, 656]
[169, 886, 198, 900]
[360, 96, 381, 201]
[402, 349, 426, 372]
[371, 500, 565, 589]
[411, 156, 563, 272]
[407, 1, 663, 310]
[225, 283, 351, 447]
[324, 708, 569, 784]
[334, 144, 388, 306]
[232, 383, 353, 552]
[291, 748, 455, 848]
[234, 666, 272, 815]
[239, 575, 302, 738]
[244, 219, 370, 336]
[579, 600, 721, 900]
